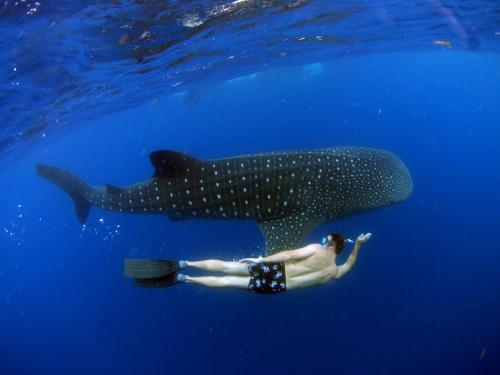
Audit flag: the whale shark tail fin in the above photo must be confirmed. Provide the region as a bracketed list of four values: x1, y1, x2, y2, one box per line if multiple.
[36, 164, 91, 223]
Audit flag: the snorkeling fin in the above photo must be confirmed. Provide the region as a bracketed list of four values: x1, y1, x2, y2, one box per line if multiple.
[133, 272, 180, 288]
[124, 259, 183, 288]
[124, 258, 180, 279]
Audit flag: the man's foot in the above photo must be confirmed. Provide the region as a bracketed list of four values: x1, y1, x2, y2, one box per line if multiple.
[356, 233, 372, 245]
[178, 260, 187, 269]
[177, 273, 187, 282]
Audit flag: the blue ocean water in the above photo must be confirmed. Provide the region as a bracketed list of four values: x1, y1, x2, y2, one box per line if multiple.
[1, 2, 500, 375]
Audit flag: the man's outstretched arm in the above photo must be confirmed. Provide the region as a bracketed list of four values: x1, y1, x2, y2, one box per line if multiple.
[240, 245, 317, 264]
[335, 233, 372, 279]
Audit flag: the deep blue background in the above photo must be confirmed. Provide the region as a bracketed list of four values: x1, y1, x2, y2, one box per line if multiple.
[1, 52, 499, 374]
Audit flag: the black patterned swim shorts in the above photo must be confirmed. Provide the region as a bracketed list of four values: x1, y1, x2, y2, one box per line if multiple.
[248, 262, 287, 294]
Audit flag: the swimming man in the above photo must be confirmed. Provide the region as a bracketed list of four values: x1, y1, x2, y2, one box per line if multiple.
[124, 232, 372, 293]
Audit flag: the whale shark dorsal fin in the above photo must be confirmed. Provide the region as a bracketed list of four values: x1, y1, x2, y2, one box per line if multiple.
[149, 150, 202, 179]
[257, 214, 322, 255]
[106, 183, 124, 194]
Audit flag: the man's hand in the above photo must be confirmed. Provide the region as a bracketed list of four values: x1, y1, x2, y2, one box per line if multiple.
[239, 256, 263, 264]
[337, 233, 372, 279]
[356, 233, 372, 245]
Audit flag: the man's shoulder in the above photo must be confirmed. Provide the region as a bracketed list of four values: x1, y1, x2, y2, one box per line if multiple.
[301, 243, 323, 252]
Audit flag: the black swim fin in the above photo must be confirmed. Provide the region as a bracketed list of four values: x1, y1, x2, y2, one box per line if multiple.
[124, 258, 180, 279]
[133, 272, 180, 288]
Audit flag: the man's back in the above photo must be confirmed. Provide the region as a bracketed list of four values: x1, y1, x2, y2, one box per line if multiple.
[284, 244, 337, 290]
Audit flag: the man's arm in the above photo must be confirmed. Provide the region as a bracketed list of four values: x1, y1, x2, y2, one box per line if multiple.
[335, 233, 371, 279]
[240, 245, 317, 264]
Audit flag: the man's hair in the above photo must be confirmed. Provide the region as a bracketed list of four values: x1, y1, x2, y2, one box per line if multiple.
[328, 233, 345, 255]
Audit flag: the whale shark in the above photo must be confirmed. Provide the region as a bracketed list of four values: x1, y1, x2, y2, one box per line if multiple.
[36, 147, 413, 254]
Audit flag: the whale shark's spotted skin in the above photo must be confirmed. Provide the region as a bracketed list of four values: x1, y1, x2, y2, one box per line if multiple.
[36, 147, 413, 254]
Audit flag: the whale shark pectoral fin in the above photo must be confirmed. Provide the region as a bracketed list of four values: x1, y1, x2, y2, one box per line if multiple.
[106, 183, 124, 194]
[257, 214, 322, 255]
[149, 150, 203, 179]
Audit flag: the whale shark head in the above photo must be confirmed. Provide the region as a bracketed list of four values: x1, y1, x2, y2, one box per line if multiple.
[372, 150, 413, 207]
[321, 147, 413, 217]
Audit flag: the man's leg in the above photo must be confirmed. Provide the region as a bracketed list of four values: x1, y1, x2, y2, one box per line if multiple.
[186, 259, 249, 275]
[185, 275, 250, 289]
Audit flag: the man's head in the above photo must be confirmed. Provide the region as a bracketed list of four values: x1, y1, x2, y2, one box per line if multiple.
[325, 233, 345, 255]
